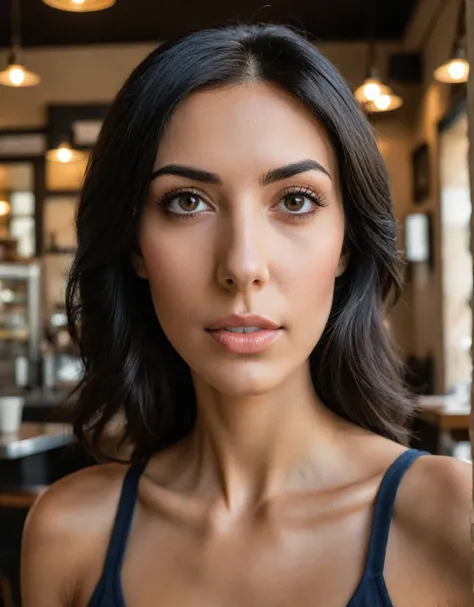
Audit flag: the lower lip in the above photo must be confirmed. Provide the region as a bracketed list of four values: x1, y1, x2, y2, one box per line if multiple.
[207, 328, 282, 354]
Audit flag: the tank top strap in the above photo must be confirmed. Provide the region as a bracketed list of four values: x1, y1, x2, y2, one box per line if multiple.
[364, 448, 428, 576]
[88, 459, 148, 606]
[105, 459, 148, 574]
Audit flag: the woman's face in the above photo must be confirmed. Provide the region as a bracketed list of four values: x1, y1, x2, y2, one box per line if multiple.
[135, 82, 345, 396]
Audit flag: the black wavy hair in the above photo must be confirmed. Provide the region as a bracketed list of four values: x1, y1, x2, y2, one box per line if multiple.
[66, 23, 414, 463]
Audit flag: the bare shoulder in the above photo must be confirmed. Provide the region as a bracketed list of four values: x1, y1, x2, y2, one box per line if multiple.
[22, 462, 129, 607]
[392, 453, 472, 605]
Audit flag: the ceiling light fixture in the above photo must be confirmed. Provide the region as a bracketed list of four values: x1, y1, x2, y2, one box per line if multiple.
[364, 89, 403, 113]
[355, 67, 391, 104]
[355, 46, 404, 114]
[434, 4, 469, 84]
[42, 0, 116, 12]
[0, 0, 41, 88]
[0, 200, 11, 217]
[434, 47, 469, 83]
[46, 140, 85, 163]
[355, 0, 404, 115]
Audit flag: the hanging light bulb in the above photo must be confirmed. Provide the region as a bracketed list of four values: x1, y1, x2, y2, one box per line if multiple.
[42, 0, 116, 11]
[434, 3, 470, 84]
[46, 141, 85, 163]
[364, 88, 403, 113]
[0, 0, 41, 88]
[0, 53, 40, 87]
[0, 200, 11, 217]
[434, 48, 470, 83]
[355, 77, 391, 103]
[354, 54, 396, 107]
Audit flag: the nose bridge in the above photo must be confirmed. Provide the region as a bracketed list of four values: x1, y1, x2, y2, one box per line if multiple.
[217, 197, 269, 291]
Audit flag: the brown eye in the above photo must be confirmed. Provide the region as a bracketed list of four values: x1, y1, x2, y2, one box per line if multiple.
[159, 190, 209, 216]
[283, 194, 306, 213]
[177, 194, 200, 212]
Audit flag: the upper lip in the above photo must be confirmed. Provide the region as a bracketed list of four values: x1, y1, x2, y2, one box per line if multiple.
[207, 314, 281, 331]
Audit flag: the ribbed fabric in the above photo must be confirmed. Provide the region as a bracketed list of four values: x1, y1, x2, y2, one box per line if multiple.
[88, 448, 427, 607]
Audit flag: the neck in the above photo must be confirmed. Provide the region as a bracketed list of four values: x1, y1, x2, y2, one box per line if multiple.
[186, 362, 346, 515]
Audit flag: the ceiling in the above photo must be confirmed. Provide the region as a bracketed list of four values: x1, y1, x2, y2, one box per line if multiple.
[0, 0, 420, 47]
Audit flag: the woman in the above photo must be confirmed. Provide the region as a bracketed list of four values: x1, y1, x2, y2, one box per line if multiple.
[22, 24, 471, 606]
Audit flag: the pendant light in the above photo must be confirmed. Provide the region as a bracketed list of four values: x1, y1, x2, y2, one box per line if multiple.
[355, 45, 403, 113]
[46, 140, 85, 163]
[355, 68, 392, 104]
[364, 90, 403, 113]
[355, 1, 403, 113]
[0, 200, 11, 217]
[434, 53, 469, 83]
[434, 5, 469, 84]
[355, 43, 391, 104]
[42, 0, 116, 12]
[0, 0, 41, 88]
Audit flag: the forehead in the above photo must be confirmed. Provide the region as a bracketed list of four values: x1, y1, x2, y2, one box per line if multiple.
[155, 81, 338, 178]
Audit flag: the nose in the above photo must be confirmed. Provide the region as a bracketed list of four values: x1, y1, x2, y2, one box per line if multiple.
[216, 204, 270, 293]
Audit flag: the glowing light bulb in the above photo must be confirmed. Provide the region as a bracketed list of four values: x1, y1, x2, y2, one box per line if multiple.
[0, 201, 11, 216]
[374, 94, 391, 111]
[447, 60, 468, 81]
[57, 146, 73, 163]
[363, 81, 381, 101]
[72, 0, 85, 4]
[9, 66, 25, 86]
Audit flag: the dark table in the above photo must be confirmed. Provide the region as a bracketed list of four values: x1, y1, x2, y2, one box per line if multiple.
[412, 395, 470, 455]
[0, 422, 78, 605]
[0, 423, 75, 489]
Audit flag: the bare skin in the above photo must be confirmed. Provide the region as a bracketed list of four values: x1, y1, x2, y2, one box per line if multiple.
[22, 83, 472, 606]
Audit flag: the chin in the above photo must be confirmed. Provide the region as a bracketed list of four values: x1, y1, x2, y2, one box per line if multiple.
[193, 358, 300, 397]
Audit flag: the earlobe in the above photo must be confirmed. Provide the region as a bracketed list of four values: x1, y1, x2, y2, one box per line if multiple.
[336, 253, 349, 277]
[131, 253, 149, 279]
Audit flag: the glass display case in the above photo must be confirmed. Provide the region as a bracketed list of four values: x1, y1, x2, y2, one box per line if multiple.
[0, 260, 42, 388]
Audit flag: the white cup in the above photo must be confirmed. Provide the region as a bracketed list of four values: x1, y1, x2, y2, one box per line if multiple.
[0, 396, 24, 434]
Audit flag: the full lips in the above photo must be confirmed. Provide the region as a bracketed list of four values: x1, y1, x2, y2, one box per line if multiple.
[207, 328, 283, 354]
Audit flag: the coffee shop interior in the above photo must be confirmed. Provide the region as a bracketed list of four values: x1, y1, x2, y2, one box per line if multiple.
[0, 0, 472, 603]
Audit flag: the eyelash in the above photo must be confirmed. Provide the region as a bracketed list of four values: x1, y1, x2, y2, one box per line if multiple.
[157, 185, 328, 221]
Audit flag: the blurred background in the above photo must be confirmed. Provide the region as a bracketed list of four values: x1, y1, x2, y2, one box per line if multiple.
[0, 0, 472, 602]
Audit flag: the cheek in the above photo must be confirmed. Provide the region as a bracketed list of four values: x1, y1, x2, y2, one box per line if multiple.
[277, 222, 344, 302]
[138, 227, 208, 322]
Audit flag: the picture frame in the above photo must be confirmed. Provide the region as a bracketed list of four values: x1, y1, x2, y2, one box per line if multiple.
[412, 142, 430, 203]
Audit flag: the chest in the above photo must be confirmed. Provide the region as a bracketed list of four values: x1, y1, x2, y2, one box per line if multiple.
[118, 510, 371, 607]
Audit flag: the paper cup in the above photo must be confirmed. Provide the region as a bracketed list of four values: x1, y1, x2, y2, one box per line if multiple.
[0, 396, 24, 434]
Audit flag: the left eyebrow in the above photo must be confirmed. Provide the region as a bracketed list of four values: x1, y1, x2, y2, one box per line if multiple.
[261, 159, 332, 185]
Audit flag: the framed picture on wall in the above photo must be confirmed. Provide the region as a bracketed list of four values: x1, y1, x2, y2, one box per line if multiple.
[412, 142, 430, 203]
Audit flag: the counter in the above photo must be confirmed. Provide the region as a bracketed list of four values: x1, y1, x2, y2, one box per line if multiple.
[0, 422, 73, 460]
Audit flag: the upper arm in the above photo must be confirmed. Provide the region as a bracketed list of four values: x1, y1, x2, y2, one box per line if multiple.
[395, 454, 472, 605]
[21, 463, 127, 607]
[21, 486, 80, 607]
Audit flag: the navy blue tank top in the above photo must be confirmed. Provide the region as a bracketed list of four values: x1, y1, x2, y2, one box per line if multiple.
[88, 448, 427, 607]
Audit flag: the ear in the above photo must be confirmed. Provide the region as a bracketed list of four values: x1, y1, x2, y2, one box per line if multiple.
[131, 252, 149, 279]
[336, 251, 349, 277]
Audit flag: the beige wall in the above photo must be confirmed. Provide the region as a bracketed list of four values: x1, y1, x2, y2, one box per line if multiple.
[407, 0, 464, 392]
[375, 118, 415, 355]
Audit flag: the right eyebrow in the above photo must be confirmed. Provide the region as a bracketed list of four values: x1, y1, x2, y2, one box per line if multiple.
[150, 164, 221, 185]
